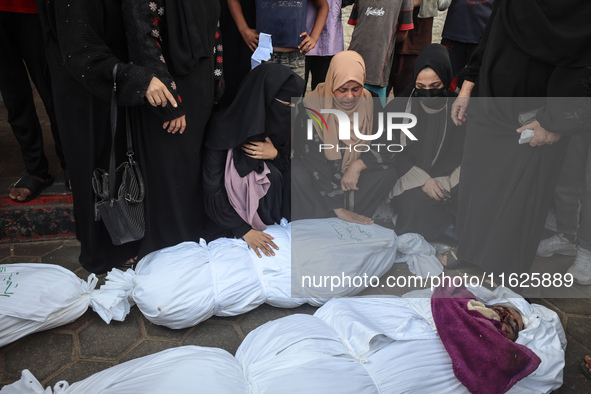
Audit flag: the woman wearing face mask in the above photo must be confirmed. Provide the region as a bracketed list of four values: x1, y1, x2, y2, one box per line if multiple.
[292, 50, 398, 224]
[385, 44, 466, 250]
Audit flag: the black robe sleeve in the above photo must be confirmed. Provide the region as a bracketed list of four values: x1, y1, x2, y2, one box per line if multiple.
[122, 0, 185, 122]
[203, 148, 252, 238]
[54, 0, 153, 106]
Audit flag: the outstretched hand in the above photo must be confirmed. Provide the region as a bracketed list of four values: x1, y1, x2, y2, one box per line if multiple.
[333, 208, 374, 225]
[243, 229, 279, 258]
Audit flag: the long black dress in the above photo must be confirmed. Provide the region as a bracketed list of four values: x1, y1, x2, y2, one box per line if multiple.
[455, 0, 591, 275]
[123, 0, 220, 255]
[37, 0, 155, 273]
[203, 63, 305, 237]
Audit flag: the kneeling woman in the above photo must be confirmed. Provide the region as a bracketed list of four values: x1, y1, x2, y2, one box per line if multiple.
[204, 63, 304, 257]
[385, 44, 466, 242]
[292, 51, 397, 224]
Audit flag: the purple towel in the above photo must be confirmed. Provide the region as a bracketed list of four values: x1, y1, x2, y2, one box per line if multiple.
[224, 149, 270, 231]
[431, 285, 541, 394]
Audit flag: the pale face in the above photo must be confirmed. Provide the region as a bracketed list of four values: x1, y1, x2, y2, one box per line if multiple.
[334, 80, 364, 110]
[415, 67, 444, 90]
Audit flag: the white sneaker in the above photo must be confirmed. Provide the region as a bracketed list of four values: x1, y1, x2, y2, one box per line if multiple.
[536, 233, 577, 257]
[567, 246, 591, 285]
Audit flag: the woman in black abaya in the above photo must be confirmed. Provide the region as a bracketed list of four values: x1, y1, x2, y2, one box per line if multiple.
[386, 44, 466, 242]
[203, 63, 305, 257]
[37, 0, 183, 273]
[123, 0, 221, 258]
[452, 0, 591, 276]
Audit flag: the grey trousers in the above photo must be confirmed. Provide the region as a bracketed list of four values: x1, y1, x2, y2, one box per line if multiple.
[554, 133, 591, 250]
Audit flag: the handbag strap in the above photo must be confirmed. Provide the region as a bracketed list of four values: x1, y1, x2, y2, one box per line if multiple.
[108, 64, 119, 200]
[109, 64, 137, 200]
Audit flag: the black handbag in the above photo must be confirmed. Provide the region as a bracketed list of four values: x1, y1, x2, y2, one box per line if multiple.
[92, 64, 145, 245]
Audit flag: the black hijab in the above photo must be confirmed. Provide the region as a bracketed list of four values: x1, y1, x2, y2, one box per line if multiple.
[386, 44, 465, 178]
[206, 63, 305, 176]
[498, 0, 591, 68]
[163, 0, 220, 75]
[412, 44, 454, 92]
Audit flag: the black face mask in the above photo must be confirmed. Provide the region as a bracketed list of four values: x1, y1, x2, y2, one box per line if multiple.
[413, 87, 447, 109]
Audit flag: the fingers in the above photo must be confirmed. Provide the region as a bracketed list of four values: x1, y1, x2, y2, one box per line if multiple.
[164, 116, 186, 134]
[163, 89, 178, 108]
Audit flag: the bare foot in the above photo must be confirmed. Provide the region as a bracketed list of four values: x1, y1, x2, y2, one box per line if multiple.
[333, 208, 374, 225]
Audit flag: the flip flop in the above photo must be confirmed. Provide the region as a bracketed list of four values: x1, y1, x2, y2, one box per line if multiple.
[9, 175, 54, 203]
[581, 359, 591, 380]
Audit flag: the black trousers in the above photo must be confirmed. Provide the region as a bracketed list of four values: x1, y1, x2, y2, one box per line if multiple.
[304, 56, 333, 91]
[0, 11, 65, 177]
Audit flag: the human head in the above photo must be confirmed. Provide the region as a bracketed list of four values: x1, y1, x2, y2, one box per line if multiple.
[413, 44, 453, 90]
[325, 51, 367, 110]
[490, 305, 524, 342]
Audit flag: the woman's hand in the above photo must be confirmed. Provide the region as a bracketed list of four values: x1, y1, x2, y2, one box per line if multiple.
[333, 208, 374, 225]
[163, 115, 186, 134]
[242, 137, 278, 160]
[240, 27, 259, 52]
[145, 77, 178, 108]
[451, 80, 474, 126]
[421, 178, 449, 201]
[341, 159, 367, 191]
[517, 120, 561, 147]
[243, 229, 279, 258]
[298, 32, 318, 54]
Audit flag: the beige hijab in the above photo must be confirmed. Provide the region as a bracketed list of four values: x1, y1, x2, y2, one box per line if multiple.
[305, 51, 374, 170]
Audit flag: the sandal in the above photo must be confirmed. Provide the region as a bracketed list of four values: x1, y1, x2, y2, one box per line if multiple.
[118, 256, 139, 271]
[9, 175, 54, 203]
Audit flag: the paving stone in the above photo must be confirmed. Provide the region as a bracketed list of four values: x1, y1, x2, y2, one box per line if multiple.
[238, 304, 289, 336]
[285, 304, 318, 316]
[143, 318, 192, 341]
[554, 376, 591, 393]
[41, 246, 81, 272]
[78, 316, 142, 360]
[208, 314, 244, 323]
[545, 298, 591, 316]
[54, 310, 98, 334]
[182, 323, 242, 355]
[2, 332, 73, 384]
[45, 360, 115, 389]
[12, 242, 63, 257]
[118, 340, 179, 363]
[0, 245, 12, 260]
[0, 256, 40, 264]
[565, 317, 591, 350]
[564, 335, 591, 376]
